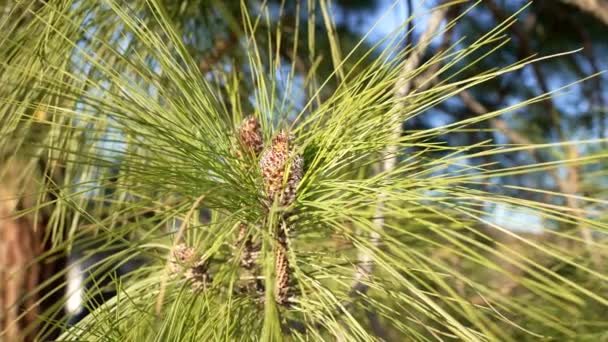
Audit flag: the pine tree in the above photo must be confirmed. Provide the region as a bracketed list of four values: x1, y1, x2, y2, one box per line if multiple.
[0, 1, 606, 341]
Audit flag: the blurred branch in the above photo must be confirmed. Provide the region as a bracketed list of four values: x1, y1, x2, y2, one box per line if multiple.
[550, 3, 606, 141]
[459, 92, 536, 154]
[563, 0, 608, 25]
[351, 3, 449, 297]
[485, 0, 562, 138]
[459, 90, 601, 264]
[404, 0, 413, 49]
[485, 0, 600, 263]
[367, 311, 388, 341]
[198, 32, 238, 73]
[563, 148, 601, 265]
[412, 5, 460, 93]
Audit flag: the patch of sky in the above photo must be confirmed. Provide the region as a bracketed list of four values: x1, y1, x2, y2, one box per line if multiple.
[69, 14, 140, 198]
[347, 1, 580, 234]
[335, 0, 416, 47]
[484, 202, 545, 234]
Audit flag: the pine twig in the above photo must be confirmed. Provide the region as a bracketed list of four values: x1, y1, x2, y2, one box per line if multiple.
[350, 4, 449, 297]
[259, 131, 303, 305]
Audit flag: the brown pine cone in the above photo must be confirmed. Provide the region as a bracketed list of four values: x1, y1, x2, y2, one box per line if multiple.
[235, 223, 257, 270]
[237, 116, 264, 156]
[185, 259, 210, 291]
[168, 243, 210, 291]
[168, 243, 197, 275]
[259, 131, 303, 207]
[274, 229, 290, 305]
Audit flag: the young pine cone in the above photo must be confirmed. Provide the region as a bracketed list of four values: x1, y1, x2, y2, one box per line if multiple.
[274, 227, 290, 305]
[259, 131, 304, 207]
[237, 116, 264, 156]
[235, 223, 259, 270]
[185, 259, 210, 291]
[168, 243, 196, 275]
[169, 243, 210, 291]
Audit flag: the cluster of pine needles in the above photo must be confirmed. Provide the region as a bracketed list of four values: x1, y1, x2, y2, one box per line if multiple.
[0, 0, 606, 341]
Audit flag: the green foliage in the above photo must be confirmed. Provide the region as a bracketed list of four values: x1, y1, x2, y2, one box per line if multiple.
[0, 0, 606, 341]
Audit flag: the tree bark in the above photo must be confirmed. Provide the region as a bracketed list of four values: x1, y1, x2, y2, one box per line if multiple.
[1, 159, 65, 342]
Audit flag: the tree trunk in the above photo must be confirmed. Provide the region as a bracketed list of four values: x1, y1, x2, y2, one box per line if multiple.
[0, 159, 65, 342]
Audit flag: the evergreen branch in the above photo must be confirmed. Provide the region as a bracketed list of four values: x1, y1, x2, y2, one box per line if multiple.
[3, 0, 607, 339]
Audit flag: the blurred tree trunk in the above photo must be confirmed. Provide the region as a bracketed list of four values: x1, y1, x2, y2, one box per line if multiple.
[1, 1, 65, 339]
[0, 159, 64, 342]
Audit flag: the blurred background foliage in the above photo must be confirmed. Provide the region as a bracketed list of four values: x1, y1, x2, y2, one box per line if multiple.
[0, 0, 607, 341]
